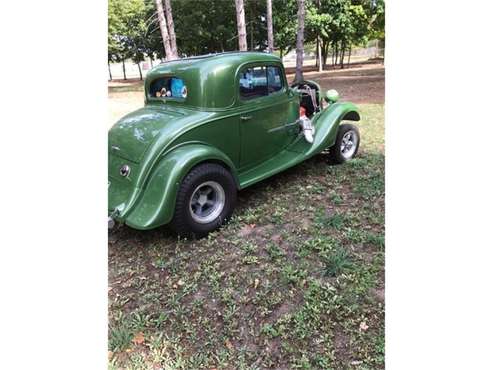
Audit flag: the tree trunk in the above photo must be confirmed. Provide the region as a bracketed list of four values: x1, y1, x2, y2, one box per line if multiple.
[235, 0, 248, 51]
[347, 45, 351, 67]
[333, 43, 337, 66]
[122, 59, 126, 80]
[316, 0, 322, 72]
[321, 41, 327, 69]
[294, 0, 305, 83]
[340, 42, 345, 69]
[154, 0, 174, 60]
[163, 0, 178, 59]
[250, 16, 254, 50]
[266, 0, 274, 53]
[137, 62, 142, 80]
[108, 62, 112, 81]
[150, 57, 153, 67]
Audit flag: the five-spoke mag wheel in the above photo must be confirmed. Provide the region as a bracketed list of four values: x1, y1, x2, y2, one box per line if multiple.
[189, 181, 226, 224]
[329, 123, 360, 164]
[170, 163, 237, 238]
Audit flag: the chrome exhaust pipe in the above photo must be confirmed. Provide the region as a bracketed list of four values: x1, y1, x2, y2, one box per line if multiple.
[108, 217, 115, 229]
[299, 116, 315, 144]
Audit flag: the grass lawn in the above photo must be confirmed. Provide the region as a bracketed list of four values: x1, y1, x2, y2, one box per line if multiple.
[108, 66, 385, 369]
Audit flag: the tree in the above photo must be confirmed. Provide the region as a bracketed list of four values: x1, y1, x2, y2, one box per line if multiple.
[266, 0, 274, 53]
[154, 0, 175, 60]
[108, 0, 126, 79]
[108, 0, 148, 80]
[163, 0, 178, 58]
[235, 0, 248, 51]
[294, 0, 305, 83]
[304, 0, 385, 70]
[272, 0, 297, 59]
[164, 0, 238, 55]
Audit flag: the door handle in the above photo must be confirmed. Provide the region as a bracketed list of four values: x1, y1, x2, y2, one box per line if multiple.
[240, 115, 252, 121]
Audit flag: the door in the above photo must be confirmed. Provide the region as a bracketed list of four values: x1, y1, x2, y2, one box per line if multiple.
[238, 64, 296, 169]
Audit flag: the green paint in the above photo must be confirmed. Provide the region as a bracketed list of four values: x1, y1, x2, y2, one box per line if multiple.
[108, 52, 359, 230]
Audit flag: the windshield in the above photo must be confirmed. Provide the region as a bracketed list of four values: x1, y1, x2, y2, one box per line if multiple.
[149, 77, 187, 99]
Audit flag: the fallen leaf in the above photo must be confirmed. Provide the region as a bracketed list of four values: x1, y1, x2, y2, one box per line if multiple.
[108, 351, 113, 360]
[359, 322, 369, 331]
[239, 224, 255, 237]
[225, 339, 233, 350]
[132, 332, 145, 345]
[351, 360, 363, 365]
[177, 279, 185, 286]
[254, 278, 260, 289]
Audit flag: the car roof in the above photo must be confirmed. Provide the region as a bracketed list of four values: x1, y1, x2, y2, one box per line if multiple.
[154, 51, 281, 69]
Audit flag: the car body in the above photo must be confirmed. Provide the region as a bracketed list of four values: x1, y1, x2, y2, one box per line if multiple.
[108, 52, 360, 236]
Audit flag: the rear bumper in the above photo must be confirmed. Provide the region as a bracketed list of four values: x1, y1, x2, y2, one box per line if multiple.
[108, 217, 115, 229]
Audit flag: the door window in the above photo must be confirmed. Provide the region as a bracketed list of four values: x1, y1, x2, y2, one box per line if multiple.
[266, 66, 283, 93]
[239, 65, 284, 100]
[239, 66, 268, 99]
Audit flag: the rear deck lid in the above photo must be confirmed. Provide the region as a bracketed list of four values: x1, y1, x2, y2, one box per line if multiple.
[108, 106, 185, 163]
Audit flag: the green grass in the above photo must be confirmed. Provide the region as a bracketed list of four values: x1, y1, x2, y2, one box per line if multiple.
[108, 103, 384, 369]
[324, 246, 353, 277]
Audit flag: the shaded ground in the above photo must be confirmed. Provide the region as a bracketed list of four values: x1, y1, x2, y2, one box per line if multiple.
[108, 66, 385, 369]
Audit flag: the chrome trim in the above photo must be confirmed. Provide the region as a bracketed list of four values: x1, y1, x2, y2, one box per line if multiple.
[268, 120, 299, 133]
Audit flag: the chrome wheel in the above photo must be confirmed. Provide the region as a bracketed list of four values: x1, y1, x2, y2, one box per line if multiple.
[189, 181, 225, 224]
[340, 130, 358, 159]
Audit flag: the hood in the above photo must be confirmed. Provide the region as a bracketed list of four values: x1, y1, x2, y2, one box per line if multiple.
[108, 106, 193, 163]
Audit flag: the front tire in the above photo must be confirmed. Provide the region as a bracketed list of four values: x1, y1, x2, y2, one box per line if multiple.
[328, 123, 360, 164]
[170, 163, 237, 238]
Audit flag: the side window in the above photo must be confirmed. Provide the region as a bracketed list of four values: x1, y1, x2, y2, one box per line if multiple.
[239, 66, 268, 99]
[239, 65, 284, 100]
[267, 66, 283, 93]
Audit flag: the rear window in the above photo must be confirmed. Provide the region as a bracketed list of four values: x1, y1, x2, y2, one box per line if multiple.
[150, 77, 187, 99]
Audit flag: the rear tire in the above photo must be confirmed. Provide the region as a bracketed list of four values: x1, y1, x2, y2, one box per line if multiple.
[170, 163, 237, 238]
[328, 123, 360, 164]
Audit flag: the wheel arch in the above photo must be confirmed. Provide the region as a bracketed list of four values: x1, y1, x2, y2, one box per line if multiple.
[193, 158, 240, 189]
[124, 143, 239, 230]
[304, 102, 360, 157]
[341, 110, 360, 121]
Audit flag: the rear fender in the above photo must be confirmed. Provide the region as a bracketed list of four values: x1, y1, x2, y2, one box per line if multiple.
[125, 144, 238, 230]
[305, 102, 360, 157]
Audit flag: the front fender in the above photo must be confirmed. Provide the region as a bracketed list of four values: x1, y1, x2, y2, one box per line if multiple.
[305, 102, 360, 157]
[125, 143, 238, 230]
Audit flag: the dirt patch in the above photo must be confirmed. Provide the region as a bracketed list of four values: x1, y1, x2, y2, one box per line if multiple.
[287, 63, 385, 104]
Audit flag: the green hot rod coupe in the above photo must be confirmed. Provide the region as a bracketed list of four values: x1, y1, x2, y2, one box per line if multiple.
[108, 52, 360, 237]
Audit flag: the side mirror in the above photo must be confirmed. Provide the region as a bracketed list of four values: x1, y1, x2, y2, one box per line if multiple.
[324, 89, 339, 103]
